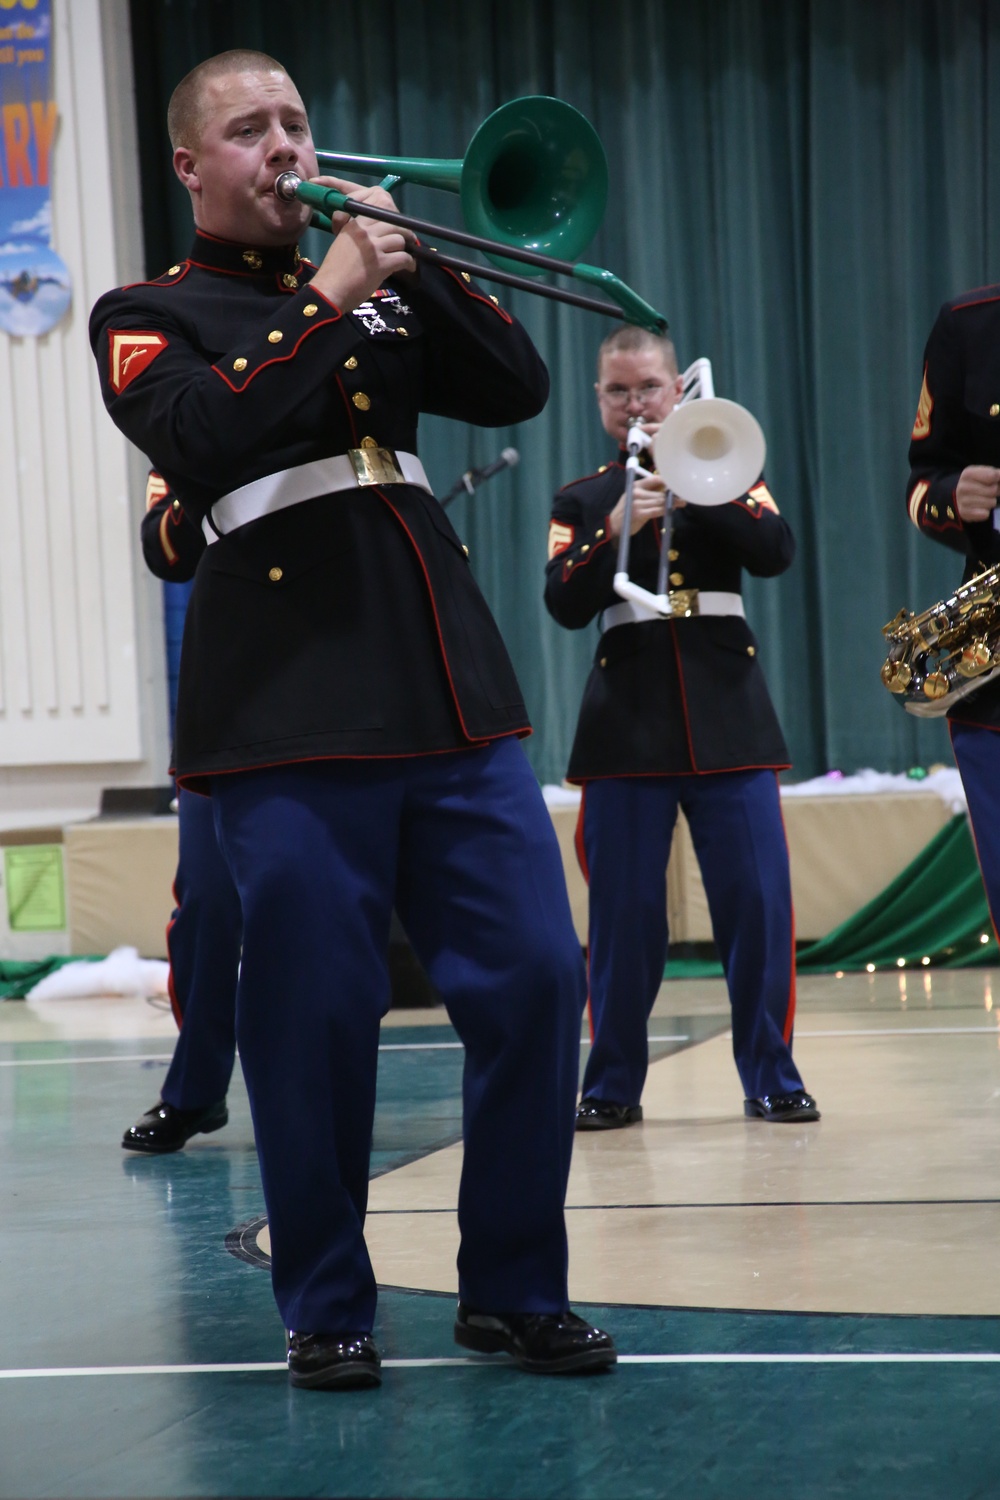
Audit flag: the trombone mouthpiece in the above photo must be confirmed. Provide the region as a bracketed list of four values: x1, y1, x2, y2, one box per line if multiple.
[274, 171, 303, 202]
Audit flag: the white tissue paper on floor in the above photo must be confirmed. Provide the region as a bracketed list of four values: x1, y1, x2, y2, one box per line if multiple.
[779, 766, 967, 815]
[25, 946, 170, 1001]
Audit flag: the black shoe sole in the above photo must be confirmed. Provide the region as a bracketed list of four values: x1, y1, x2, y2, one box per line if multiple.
[575, 1107, 642, 1132]
[288, 1363, 382, 1390]
[744, 1103, 821, 1123]
[455, 1321, 617, 1375]
[121, 1109, 229, 1154]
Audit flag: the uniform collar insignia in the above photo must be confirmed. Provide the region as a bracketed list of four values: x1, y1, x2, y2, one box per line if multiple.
[190, 231, 304, 279]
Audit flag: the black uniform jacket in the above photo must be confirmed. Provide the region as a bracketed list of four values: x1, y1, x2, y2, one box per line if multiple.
[90, 232, 548, 790]
[907, 284, 1000, 729]
[140, 470, 205, 584]
[544, 458, 793, 781]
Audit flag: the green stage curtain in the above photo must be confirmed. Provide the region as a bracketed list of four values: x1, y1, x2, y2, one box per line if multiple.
[665, 812, 998, 977]
[0, 957, 93, 1000]
[795, 813, 998, 972]
[128, 0, 1000, 784]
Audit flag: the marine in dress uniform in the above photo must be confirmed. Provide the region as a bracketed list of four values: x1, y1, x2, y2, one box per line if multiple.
[89, 50, 613, 1389]
[122, 473, 241, 1155]
[907, 285, 1000, 925]
[545, 327, 819, 1128]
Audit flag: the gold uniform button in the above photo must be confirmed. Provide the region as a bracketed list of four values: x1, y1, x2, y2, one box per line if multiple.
[669, 572, 684, 586]
[991, 404, 1000, 417]
[360, 436, 379, 449]
[747, 645, 756, 657]
[947, 506, 955, 518]
[599, 657, 607, 668]
[461, 272, 471, 283]
[580, 544, 590, 553]
[930, 505, 938, 517]
[233, 358, 248, 372]
[668, 549, 679, 562]
[598, 465, 608, 473]
[462, 545, 469, 556]
[344, 356, 359, 370]
[489, 295, 499, 305]
[242, 251, 263, 271]
[595, 528, 604, 539]
[396, 327, 409, 336]
[267, 330, 283, 344]
[282, 273, 299, 289]
[303, 303, 319, 317]
[171, 499, 182, 516]
[268, 567, 283, 583]
[352, 392, 371, 411]
[167, 264, 181, 276]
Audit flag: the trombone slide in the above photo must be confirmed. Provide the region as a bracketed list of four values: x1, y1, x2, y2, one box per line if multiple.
[276, 175, 668, 333]
[612, 573, 672, 617]
[613, 422, 673, 617]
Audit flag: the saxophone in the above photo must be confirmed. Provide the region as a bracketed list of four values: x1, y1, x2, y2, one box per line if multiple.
[881, 565, 1000, 716]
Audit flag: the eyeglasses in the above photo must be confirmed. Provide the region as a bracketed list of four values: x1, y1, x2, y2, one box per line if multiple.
[597, 381, 668, 408]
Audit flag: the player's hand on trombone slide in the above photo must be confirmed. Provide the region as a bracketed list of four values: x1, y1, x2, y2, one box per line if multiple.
[309, 176, 417, 311]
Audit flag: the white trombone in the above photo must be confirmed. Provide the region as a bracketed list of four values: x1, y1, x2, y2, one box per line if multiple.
[612, 358, 766, 618]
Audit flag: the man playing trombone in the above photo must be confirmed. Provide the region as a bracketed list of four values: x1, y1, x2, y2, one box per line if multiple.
[90, 48, 614, 1390]
[545, 327, 819, 1129]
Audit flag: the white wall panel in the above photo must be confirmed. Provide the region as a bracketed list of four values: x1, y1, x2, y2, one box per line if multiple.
[0, 0, 141, 766]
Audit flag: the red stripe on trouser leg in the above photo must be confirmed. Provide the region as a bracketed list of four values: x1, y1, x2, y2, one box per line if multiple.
[575, 789, 595, 1045]
[775, 773, 797, 1044]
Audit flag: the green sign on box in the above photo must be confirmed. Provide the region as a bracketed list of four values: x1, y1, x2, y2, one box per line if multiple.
[4, 845, 66, 932]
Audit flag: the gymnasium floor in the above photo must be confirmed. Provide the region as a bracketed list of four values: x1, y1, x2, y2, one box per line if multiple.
[3, 967, 1000, 1499]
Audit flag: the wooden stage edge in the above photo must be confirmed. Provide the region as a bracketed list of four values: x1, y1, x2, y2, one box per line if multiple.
[0, 788, 956, 960]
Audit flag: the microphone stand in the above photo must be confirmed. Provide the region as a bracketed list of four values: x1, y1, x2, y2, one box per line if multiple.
[439, 470, 478, 510]
[440, 453, 518, 509]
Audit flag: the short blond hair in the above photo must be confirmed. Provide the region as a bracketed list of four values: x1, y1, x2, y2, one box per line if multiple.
[167, 49, 290, 150]
[597, 326, 678, 379]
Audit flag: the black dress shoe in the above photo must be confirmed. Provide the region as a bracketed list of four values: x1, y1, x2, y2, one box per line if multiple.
[744, 1090, 821, 1122]
[454, 1303, 617, 1374]
[121, 1098, 229, 1153]
[286, 1331, 382, 1390]
[575, 1097, 643, 1131]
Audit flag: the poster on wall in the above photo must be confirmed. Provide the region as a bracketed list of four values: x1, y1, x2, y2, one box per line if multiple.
[0, 0, 70, 336]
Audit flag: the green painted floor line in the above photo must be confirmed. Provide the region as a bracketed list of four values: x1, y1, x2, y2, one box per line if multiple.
[367, 1196, 1000, 1212]
[0, 1037, 695, 1067]
[795, 1024, 1000, 1036]
[0, 1052, 176, 1067]
[6, 1351, 1000, 1380]
[0, 1042, 466, 1066]
[379, 1041, 464, 1050]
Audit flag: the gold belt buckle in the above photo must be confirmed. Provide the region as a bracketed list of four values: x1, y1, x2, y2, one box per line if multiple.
[668, 588, 699, 617]
[348, 446, 406, 486]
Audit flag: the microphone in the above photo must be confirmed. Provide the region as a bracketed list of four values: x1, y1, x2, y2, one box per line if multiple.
[462, 447, 520, 492]
[441, 448, 519, 508]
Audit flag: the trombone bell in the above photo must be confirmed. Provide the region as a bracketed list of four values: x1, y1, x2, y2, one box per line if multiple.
[460, 96, 608, 273]
[653, 398, 766, 507]
[315, 95, 608, 274]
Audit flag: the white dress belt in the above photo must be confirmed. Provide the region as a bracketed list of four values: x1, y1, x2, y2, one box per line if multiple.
[599, 593, 745, 632]
[202, 451, 432, 544]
